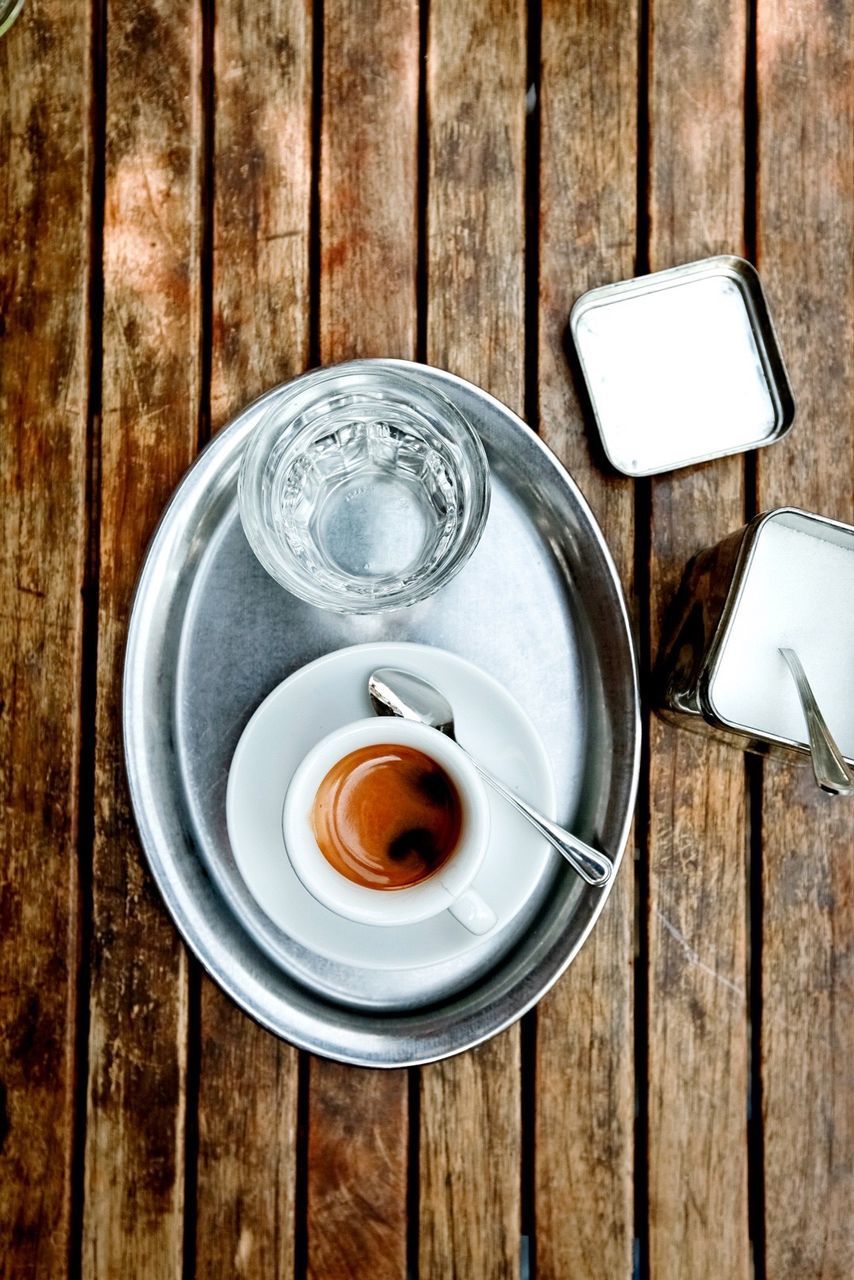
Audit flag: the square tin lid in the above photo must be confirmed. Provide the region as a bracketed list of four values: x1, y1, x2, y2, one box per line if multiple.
[570, 255, 795, 477]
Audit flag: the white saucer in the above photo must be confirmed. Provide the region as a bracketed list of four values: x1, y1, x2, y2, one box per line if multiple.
[226, 642, 556, 971]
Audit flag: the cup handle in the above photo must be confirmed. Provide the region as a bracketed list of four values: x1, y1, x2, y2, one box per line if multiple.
[448, 889, 496, 935]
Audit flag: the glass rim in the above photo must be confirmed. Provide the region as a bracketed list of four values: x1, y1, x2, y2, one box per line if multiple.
[0, 0, 25, 37]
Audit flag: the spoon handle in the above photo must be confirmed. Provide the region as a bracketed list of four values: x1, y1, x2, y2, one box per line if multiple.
[780, 648, 854, 796]
[467, 757, 614, 886]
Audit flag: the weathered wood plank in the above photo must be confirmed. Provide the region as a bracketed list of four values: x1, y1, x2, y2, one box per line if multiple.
[307, 1062, 409, 1280]
[319, 0, 419, 364]
[193, 2, 312, 1275]
[534, 1, 637, 1275]
[646, 2, 751, 1277]
[209, 0, 313, 431]
[0, 2, 90, 1273]
[307, 3, 419, 1277]
[419, 3, 526, 1276]
[196, 1005, 299, 1279]
[424, 0, 526, 399]
[756, 3, 854, 1275]
[82, 1, 203, 1274]
[420, 1035, 522, 1280]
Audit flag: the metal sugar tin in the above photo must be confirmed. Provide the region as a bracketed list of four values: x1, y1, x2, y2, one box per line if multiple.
[570, 256, 795, 477]
[656, 507, 854, 766]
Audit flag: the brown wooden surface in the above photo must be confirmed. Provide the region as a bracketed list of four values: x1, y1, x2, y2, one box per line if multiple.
[1, 1, 852, 1277]
[534, 0, 637, 1275]
[82, 1, 202, 1275]
[319, 0, 419, 364]
[308, 1062, 409, 1280]
[756, 3, 854, 1277]
[0, 1, 90, 1273]
[646, 3, 751, 1278]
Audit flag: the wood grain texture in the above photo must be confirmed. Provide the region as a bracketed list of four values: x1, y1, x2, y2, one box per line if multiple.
[319, 0, 419, 363]
[196, 1000, 298, 1279]
[307, 3, 419, 1277]
[534, 1, 637, 1276]
[646, 2, 750, 1277]
[82, 1, 202, 1274]
[756, 3, 854, 1275]
[193, 3, 312, 1276]
[209, 0, 312, 431]
[425, 0, 526, 401]
[419, 3, 526, 1276]
[307, 1063, 409, 1280]
[420, 1035, 522, 1280]
[3, 1, 852, 1272]
[0, 2, 90, 1274]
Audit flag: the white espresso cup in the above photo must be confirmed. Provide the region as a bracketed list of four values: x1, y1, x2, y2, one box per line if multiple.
[282, 718, 496, 935]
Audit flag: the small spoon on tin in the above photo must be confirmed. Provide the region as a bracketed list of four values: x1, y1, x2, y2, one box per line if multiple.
[779, 648, 854, 796]
[368, 667, 615, 886]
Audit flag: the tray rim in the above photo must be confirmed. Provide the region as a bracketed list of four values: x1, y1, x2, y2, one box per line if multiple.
[123, 359, 641, 1065]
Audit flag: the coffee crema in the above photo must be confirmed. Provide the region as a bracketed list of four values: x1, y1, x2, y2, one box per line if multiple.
[311, 744, 463, 890]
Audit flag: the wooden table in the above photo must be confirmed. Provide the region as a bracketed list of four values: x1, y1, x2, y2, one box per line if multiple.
[2, 1, 851, 1276]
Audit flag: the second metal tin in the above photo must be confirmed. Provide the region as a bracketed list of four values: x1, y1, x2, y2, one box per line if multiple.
[570, 256, 795, 477]
[656, 507, 854, 766]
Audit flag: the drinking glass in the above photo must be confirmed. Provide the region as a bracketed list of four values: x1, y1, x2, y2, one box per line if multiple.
[238, 362, 490, 614]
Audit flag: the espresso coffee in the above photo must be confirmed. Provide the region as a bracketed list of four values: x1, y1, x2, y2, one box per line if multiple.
[312, 744, 463, 889]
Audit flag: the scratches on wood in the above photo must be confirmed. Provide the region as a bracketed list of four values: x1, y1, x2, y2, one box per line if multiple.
[83, 2, 203, 1274]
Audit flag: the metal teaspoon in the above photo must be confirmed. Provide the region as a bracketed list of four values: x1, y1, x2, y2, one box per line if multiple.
[368, 667, 615, 886]
[779, 648, 854, 796]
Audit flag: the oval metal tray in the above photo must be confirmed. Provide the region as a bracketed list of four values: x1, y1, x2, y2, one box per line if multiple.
[124, 360, 640, 1066]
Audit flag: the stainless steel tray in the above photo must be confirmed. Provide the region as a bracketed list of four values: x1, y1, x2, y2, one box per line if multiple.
[124, 361, 640, 1065]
